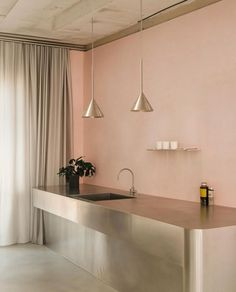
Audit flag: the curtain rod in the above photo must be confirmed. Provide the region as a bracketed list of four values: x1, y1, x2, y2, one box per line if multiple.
[0, 33, 87, 51]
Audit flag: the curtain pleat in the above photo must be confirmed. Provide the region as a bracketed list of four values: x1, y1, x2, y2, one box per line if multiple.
[0, 41, 73, 246]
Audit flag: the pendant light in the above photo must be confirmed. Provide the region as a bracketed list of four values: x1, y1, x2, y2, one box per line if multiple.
[83, 18, 104, 118]
[131, 0, 154, 112]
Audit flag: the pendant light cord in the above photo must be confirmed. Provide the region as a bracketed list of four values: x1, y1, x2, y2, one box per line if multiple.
[140, 0, 143, 94]
[91, 18, 95, 100]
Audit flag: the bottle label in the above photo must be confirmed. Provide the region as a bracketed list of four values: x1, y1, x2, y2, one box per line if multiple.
[200, 188, 207, 198]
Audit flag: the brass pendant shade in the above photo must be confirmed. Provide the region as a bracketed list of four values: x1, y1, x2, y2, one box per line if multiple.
[131, 0, 154, 112]
[83, 98, 104, 118]
[82, 18, 104, 119]
[131, 92, 153, 112]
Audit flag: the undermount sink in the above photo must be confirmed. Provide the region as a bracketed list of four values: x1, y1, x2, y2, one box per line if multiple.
[77, 193, 134, 201]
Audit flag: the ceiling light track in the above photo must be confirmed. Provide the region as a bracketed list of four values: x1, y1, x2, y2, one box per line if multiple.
[141, 0, 189, 22]
[91, 0, 221, 50]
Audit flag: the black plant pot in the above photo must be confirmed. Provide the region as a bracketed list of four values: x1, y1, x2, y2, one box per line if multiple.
[68, 175, 80, 194]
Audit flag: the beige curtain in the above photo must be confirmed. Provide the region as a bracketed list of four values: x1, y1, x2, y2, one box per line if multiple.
[0, 41, 73, 246]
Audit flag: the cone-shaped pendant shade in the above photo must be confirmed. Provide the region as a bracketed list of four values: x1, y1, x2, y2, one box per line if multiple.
[83, 98, 104, 118]
[131, 92, 153, 112]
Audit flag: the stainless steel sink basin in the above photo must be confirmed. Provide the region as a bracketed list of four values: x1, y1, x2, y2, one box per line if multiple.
[77, 193, 134, 201]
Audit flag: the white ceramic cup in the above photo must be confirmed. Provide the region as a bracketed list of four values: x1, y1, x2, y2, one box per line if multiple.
[162, 141, 170, 150]
[170, 141, 178, 150]
[156, 141, 163, 150]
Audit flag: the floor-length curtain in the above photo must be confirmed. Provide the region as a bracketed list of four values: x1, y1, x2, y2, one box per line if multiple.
[0, 41, 73, 246]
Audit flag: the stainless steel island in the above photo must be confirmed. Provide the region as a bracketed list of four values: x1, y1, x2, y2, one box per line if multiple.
[33, 184, 236, 292]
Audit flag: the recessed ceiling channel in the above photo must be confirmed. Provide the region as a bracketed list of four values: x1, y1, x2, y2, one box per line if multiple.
[0, 0, 222, 51]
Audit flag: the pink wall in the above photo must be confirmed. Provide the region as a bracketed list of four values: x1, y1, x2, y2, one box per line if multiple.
[72, 0, 236, 207]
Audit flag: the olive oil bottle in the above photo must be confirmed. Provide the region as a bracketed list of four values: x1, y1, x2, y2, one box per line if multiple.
[200, 182, 208, 206]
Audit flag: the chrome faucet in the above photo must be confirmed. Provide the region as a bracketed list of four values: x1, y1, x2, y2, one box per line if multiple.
[117, 168, 137, 197]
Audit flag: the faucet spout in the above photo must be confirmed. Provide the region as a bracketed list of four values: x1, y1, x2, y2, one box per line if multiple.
[117, 168, 137, 196]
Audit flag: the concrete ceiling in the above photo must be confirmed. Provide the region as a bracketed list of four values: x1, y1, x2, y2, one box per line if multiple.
[0, 0, 221, 47]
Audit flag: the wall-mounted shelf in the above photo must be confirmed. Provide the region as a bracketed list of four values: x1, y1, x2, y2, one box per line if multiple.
[147, 147, 200, 152]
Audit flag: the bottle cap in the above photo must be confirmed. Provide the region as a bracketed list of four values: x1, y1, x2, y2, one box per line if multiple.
[201, 182, 208, 186]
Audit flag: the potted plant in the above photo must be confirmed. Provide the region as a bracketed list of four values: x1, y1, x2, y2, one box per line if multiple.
[58, 157, 96, 193]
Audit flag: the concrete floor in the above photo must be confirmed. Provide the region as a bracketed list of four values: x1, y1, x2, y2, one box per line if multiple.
[0, 244, 118, 292]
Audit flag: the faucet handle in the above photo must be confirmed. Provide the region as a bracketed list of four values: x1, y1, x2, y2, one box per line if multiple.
[130, 186, 137, 197]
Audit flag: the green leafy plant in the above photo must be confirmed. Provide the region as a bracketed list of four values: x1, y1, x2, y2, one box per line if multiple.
[58, 157, 96, 178]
